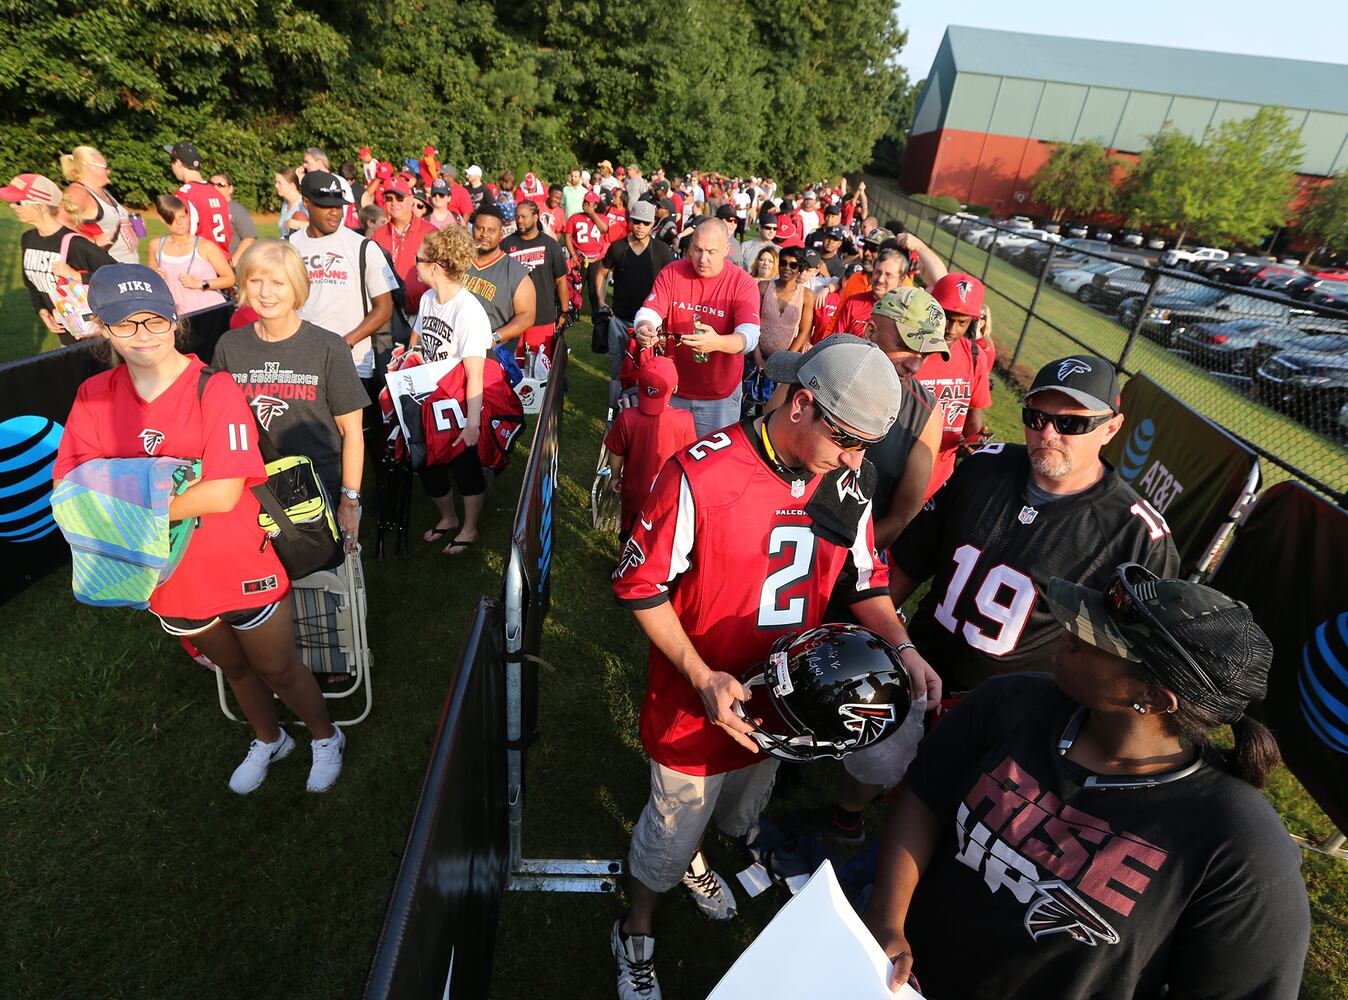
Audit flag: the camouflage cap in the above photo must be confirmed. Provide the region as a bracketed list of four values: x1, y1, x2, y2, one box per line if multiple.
[871, 287, 950, 360]
[861, 227, 894, 247]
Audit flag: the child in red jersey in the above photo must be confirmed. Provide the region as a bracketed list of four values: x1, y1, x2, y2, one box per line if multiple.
[53, 264, 346, 795]
[603, 357, 696, 540]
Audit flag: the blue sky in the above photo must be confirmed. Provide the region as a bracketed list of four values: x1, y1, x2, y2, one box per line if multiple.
[896, 1, 1348, 82]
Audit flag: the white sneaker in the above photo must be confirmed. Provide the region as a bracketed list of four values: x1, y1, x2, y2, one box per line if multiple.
[611, 919, 661, 1000]
[228, 729, 295, 795]
[306, 725, 346, 793]
[681, 850, 737, 920]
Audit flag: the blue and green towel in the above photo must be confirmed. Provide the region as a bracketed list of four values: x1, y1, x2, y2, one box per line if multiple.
[52, 457, 199, 609]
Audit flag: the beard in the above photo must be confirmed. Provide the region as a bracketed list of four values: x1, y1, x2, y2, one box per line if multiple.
[1029, 444, 1072, 479]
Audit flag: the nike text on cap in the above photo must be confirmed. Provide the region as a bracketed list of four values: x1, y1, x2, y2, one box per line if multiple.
[87, 263, 180, 326]
[765, 333, 903, 440]
[1026, 355, 1122, 413]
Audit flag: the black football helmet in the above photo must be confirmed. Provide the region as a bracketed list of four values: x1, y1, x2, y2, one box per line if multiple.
[734, 623, 913, 762]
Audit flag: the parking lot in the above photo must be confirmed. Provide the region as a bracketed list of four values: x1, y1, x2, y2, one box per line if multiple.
[866, 183, 1348, 503]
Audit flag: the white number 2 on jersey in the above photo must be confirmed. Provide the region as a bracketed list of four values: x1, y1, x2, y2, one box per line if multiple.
[757, 525, 816, 628]
[212, 213, 227, 245]
[687, 432, 732, 461]
[432, 397, 467, 432]
[932, 544, 1036, 656]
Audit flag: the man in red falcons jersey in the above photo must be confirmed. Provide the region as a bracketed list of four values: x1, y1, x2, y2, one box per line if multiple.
[633, 217, 762, 438]
[608, 334, 940, 1000]
[164, 141, 232, 255]
[809, 354, 1182, 850]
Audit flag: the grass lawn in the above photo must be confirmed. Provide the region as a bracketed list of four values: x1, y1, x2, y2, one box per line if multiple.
[863, 181, 1348, 501]
[2, 215, 1345, 998]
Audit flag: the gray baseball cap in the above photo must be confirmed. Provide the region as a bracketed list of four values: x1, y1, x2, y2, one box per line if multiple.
[628, 200, 656, 224]
[765, 334, 903, 439]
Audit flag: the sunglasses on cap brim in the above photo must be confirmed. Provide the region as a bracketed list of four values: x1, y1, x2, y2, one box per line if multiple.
[1105, 563, 1220, 695]
[1021, 407, 1112, 435]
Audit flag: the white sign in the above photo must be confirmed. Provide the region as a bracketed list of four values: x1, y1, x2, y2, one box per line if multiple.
[384, 357, 459, 440]
[708, 860, 924, 1000]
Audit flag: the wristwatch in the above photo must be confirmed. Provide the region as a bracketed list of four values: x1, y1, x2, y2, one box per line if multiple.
[200, 280, 209, 291]
[492, 331, 502, 345]
[340, 487, 361, 503]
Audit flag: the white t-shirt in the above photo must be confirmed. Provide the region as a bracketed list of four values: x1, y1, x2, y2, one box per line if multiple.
[289, 227, 397, 378]
[733, 191, 751, 219]
[413, 285, 492, 364]
[797, 209, 821, 238]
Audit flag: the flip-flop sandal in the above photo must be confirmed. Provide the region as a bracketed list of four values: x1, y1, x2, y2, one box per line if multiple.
[442, 537, 478, 557]
[423, 524, 458, 543]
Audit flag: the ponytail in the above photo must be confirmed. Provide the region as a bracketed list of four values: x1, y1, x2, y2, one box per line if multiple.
[1224, 715, 1282, 789]
[59, 152, 78, 181]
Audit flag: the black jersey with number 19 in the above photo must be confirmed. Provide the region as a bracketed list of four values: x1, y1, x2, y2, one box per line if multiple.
[892, 443, 1180, 692]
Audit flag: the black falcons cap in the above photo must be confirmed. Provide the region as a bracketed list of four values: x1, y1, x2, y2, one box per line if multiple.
[1025, 356, 1122, 413]
[164, 142, 202, 170]
[299, 170, 350, 207]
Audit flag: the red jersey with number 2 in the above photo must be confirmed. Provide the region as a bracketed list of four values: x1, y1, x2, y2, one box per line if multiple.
[176, 181, 232, 256]
[612, 422, 888, 775]
[53, 358, 286, 618]
[564, 212, 607, 262]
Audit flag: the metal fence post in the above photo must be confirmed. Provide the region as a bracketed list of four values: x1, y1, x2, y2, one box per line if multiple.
[980, 224, 996, 283]
[1117, 271, 1163, 374]
[948, 219, 966, 268]
[1010, 240, 1057, 372]
[503, 547, 526, 871]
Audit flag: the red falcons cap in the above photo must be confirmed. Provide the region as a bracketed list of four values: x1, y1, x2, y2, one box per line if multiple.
[0, 173, 61, 206]
[584, 191, 601, 204]
[423, 145, 436, 156]
[359, 146, 372, 157]
[375, 161, 394, 179]
[930, 272, 984, 318]
[636, 356, 678, 415]
[384, 178, 413, 199]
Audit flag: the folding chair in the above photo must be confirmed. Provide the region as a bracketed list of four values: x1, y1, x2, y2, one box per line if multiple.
[216, 548, 374, 726]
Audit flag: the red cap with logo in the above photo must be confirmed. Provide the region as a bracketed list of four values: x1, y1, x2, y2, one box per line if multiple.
[636, 356, 678, 415]
[384, 178, 413, 199]
[375, 161, 394, 180]
[930, 272, 984, 318]
[0, 173, 61, 206]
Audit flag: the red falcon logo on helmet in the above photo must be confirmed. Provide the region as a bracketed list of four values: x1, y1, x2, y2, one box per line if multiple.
[1024, 881, 1121, 947]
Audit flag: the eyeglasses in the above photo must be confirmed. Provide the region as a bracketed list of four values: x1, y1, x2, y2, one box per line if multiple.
[814, 402, 881, 451]
[432, 192, 448, 198]
[385, 193, 406, 202]
[107, 315, 173, 338]
[1105, 563, 1220, 694]
[211, 181, 229, 188]
[1021, 406, 1113, 435]
[415, 256, 435, 265]
[760, 225, 777, 231]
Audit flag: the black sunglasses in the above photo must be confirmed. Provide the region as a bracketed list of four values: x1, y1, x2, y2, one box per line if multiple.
[385, 193, 407, 202]
[779, 258, 801, 270]
[1021, 406, 1113, 435]
[1105, 563, 1220, 694]
[814, 402, 881, 451]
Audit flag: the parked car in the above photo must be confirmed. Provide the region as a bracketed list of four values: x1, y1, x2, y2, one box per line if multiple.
[1337, 401, 1348, 437]
[1310, 267, 1348, 280]
[1308, 285, 1348, 316]
[1253, 334, 1348, 428]
[1161, 246, 1229, 270]
[1091, 267, 1190, 311]
[1171, 320, 1340, 379]
[1202, 255, 1271, 280]
[1064, 221, 1090, 238]
[1145, 235, 1168, 250]
[1118, 285, 1294, 346]
[1250, 265, 1304, 291]
[992, 228, 1060, 255]
[1051, 260, 1130, 300]
[1118, 230, 1144, 247]
[1225, 262, 1297, 288]
[1091, 227, 1114, 241]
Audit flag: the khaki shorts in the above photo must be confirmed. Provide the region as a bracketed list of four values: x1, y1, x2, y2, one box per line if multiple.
[627, 757, 779, 893]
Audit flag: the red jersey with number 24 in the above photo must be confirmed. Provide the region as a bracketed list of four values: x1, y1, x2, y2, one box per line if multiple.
[53, 358, 286, 618]
[613, 421, 888, 775]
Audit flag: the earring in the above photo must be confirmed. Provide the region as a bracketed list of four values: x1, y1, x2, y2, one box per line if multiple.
[1132, 702, 1147, 715]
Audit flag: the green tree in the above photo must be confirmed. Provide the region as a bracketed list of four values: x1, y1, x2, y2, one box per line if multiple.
[1125, 107, 1303, 249]
[867, 73, 919, 178]
[1029, 140, 1119, 222]
[1298, 173, 1348, 256]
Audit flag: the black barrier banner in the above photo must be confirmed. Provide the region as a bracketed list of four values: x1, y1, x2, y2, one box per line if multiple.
[0, 342, 103, 604]
[1211, 482, 1348, 834]
[509, 332, 567, 659]
[1101, 374, 1258, 575]
[365, 597, 509, 999]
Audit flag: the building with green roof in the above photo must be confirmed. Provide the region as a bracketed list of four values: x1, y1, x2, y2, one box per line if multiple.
[901, 26, 1348, 216]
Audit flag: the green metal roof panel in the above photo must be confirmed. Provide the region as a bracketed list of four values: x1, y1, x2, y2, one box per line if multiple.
[944, 25, 1348, 115]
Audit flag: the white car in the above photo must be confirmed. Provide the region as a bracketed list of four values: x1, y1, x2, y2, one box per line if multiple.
[1161, 246, 1228, 269]
[1050, 261, 1124, 296]
[963, 224, 995, 246]
[992, 228, 1061, 251]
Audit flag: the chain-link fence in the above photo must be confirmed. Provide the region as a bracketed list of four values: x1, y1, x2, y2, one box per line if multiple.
[861, 178, 1348, 505]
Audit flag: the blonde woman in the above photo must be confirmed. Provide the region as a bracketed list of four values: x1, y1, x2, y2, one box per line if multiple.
[752, 243, 779, 280]
[60, 145, 139, 263]
[412, 225, 494, 556]
[213, 241, 365, 545]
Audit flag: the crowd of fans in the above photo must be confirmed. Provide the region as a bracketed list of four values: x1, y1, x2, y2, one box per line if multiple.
[10, 136, 1312, 999]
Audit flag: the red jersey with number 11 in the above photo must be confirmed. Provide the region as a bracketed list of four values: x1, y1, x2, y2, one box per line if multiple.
[613, 420, 888, 775]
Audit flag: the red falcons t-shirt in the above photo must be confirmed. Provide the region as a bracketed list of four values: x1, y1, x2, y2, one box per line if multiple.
[918, 336, 993, 497]
[53, 358, 287, 618]
[613, 421, 888, 775]
[176, 181, 232, 256]
[603, 405, 697, 533]
[638, 259, 761, 400]
[564, 212, 607, 262]
[832, 290, 876, 337]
